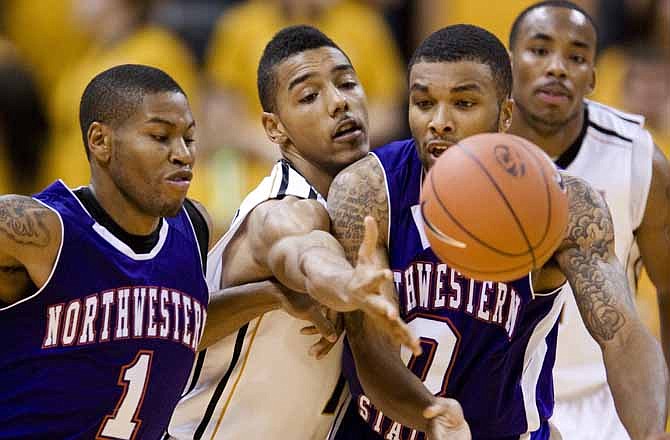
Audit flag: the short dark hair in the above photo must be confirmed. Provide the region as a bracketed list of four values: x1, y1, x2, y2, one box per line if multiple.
[509, 1, 597, 50]
[79, 64, 186, 157]
[257, 25, 347, 113]
[409, 24, 512, 100]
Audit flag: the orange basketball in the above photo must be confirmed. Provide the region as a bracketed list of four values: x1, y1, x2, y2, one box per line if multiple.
[420, 133, 569, 282]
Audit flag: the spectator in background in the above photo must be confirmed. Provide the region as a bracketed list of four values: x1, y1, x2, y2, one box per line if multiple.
[199, 0, 405, 224]
[40, 0, 213, 208]
[1, 0, 90, 96]
[0, 39, 48, 195]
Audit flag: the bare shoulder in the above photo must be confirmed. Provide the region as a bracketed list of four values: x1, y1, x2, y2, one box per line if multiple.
[247, 196, 330, 243]
[0, 195, 59, 251]
[557, 171, 614, 252]
[327, 154, 389, 262]
[648, 144, 670, 205]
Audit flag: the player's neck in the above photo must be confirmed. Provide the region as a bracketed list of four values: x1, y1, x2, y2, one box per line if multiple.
[88, 179, 161, 236]
[281, 152, 333, 197]
[510, 105, 586, 159]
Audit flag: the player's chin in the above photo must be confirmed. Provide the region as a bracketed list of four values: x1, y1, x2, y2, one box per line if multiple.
[157, 198, 185, 218]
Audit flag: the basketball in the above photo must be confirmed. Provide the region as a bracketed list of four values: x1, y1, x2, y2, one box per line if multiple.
[420, 133, 569, 282]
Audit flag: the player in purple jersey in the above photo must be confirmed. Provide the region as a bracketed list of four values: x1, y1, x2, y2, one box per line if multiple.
[0, 64, 328, 439]
[326, 25, 668, 439]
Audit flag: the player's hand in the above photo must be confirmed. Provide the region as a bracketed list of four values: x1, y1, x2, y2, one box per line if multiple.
[646, 434, 670, 440]
[424, 397, 471, 440]
[276, 284, 338, 343]
[347, 216, 421, 356]
[301, 309, 345, 359]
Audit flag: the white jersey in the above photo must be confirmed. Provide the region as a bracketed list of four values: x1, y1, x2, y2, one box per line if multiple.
[167, 160, 346, 440]
[551, 101, 654, 437]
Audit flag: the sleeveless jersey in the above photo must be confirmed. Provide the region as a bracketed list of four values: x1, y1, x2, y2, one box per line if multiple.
[0, 180, 209, 439]
[552, 102, 653, 400]
[167, 160, 347, 440]
[335, 140, 567, 440]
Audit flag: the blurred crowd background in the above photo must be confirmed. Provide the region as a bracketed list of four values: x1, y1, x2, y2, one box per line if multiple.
[0, 0, 667, 333]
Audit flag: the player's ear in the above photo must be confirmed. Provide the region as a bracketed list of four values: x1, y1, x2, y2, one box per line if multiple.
[87, 122, 112, 164]
[499, 97, 513, 133]
[586, 67, 596, 96]
[262, 112, 288, 145]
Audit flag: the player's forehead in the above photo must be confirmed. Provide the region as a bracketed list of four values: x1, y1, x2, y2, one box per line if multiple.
[127, 91, 194, 129]
[517, 6, 596, 47]
[409, 61, 497, 97]
[275, 46, 353, 91]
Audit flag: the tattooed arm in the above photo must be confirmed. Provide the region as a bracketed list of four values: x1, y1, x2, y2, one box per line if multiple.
[554, 174, 668, 439]
[328, 156, 469, 438]
[0, 195, 61, 305]
[636, 146, 670, 367]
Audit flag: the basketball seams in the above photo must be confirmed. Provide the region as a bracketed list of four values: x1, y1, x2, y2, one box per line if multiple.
[453, 143, 537, 268]
[428, 169, 531, 258]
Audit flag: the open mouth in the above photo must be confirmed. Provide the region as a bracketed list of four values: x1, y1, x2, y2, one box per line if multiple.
[427, 141, 454, 158]
[332, 118, 362, 142]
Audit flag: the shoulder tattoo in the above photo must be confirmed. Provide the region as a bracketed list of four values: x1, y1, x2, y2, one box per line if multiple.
[0, 196, 52, 247]
[327, 156, 389, 263]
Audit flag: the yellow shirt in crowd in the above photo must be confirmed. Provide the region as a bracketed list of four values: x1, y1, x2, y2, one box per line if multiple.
[41, 26, 213, 207]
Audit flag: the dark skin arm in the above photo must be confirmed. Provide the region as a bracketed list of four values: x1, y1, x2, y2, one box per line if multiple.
[635, 145, 670, 367]
[553, 174, 668, 439]
[0, 195, 61, 305]
[328, 156, 470, 438]
[190, 199, 339, 350]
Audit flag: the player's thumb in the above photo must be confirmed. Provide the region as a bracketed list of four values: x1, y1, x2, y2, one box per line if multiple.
[423, 397, 466, 425]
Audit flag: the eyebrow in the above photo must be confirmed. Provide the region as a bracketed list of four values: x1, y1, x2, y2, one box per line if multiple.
[288, 63, 354, 91]
[410, 83, 429, 93]
[451, 83, 483, 93]
[145, 117, 195, 129]
[529, 33, 553, 43]
[530, 32, 590, 49]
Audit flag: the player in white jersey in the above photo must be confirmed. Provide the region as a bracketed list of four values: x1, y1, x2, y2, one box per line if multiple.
[167, 26, 463, 440]
[508, 2, 670, 439]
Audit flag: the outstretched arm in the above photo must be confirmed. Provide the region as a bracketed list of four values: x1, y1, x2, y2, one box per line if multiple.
[328, 156, 469, 437]
[554, 174, 668, 439]
[245, 196, 418, 351]
[635, 146, 670, 367]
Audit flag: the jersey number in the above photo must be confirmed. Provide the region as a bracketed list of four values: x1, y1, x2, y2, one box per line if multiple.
[98, 351, 153, 440]
[400, 315, 460, 395]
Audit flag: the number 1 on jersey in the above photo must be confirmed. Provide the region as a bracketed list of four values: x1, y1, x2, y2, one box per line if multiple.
[98, 350, 153, 440]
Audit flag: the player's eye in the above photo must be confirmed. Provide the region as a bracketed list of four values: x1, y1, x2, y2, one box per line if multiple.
[414, 100, 433, 110]
[530, 47, 548, 56]
[184, 137, 195, 145]
[338, 81, 357, 90]
[299, 93, 318, 104]
[455, 100, 475, 109]
[571, 55, 586, 64]
[151, 134, 169, 143]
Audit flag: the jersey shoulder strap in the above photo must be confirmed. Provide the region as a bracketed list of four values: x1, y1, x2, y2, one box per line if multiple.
[183, 198, 209, 272]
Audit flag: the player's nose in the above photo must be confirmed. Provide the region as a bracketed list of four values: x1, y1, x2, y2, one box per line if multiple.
[327, 83, 348, 117]
[428, 103, 454, 135]
[169, 138, 195, 166]
[545, 53, 567, 79]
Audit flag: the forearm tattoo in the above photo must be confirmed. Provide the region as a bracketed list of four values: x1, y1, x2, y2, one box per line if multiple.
[0, 197, 51, 247]
[327, 156, 389, 264]
[556, 175, 632, 342]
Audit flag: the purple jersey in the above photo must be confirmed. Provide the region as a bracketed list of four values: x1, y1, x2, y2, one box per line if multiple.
[336, 140, 566, 440]
[0, 181, 209, 439]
